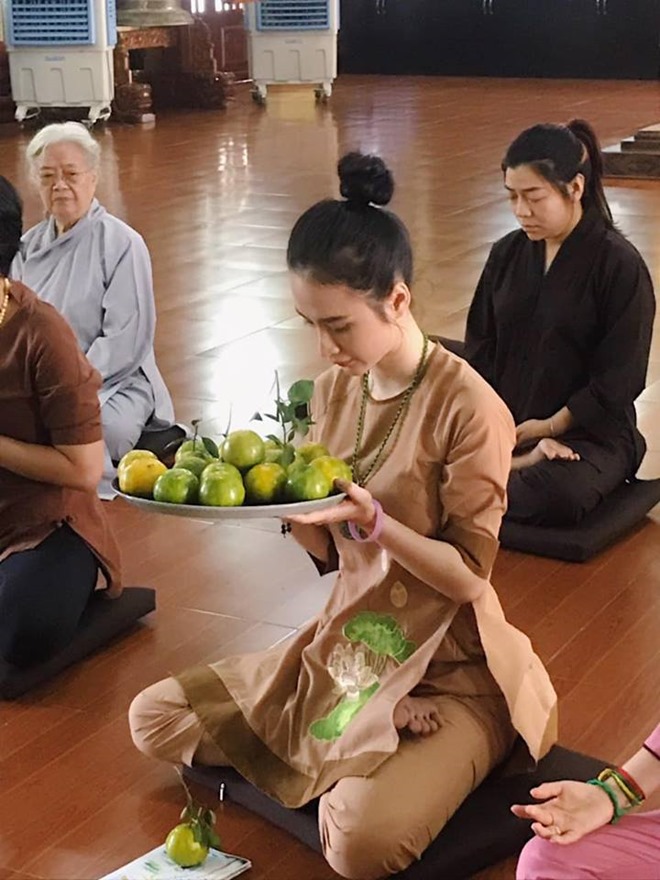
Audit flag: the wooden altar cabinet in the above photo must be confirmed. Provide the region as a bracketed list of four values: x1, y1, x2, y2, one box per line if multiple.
[112, 18, 229, 123]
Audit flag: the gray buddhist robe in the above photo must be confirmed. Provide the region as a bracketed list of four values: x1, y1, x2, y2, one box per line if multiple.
[12, 199, 174, 498]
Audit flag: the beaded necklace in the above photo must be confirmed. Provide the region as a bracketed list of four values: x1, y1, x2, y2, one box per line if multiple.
[0, 279, 10, 330]
[351, 334, 430, 488]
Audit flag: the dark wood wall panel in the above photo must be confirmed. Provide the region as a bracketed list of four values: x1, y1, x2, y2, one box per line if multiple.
[339, 0, 660, 79]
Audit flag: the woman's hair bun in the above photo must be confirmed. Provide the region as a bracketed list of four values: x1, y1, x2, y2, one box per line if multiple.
[338, 152, 394, 207]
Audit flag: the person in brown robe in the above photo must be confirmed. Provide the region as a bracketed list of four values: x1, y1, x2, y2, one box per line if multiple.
[129, 154, 556, 880]
[0, 176, 121, 669]
[465, 119, 655, 527]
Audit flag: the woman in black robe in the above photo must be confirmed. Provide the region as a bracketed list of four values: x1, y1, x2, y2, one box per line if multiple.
[465, 120, 655, 526]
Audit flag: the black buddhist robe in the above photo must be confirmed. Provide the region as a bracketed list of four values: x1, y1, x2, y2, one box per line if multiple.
[465, 207, 655, 524]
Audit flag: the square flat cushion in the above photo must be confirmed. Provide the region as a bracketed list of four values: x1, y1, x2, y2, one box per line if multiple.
[185, 744, 605, 880]
[0, 586, 156, 700]
[500, 478, 660, 562]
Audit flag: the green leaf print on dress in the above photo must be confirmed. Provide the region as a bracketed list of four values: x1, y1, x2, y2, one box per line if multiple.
[309, 611, 417, 741]
[344, 611, 416, 664]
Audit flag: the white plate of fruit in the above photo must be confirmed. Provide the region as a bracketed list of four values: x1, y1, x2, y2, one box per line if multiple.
[113, 430, 350, 521]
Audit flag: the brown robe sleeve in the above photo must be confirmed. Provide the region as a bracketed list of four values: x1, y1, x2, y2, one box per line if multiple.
[31, 305, 103, 447]
[435, 366, 515, 578]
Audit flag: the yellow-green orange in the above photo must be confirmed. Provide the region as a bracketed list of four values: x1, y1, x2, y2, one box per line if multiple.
[244, 462, 287, 504]
[118, 457, 167, 497]
[309, 455, 352, 491]
[165, 824, 208, 869]
[297, 442, 330, 464]
[117, 448, 158, 481]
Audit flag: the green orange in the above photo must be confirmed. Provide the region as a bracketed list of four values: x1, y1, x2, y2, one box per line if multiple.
[244, 462, 287, 504]
[153, 468, 199, 504]
[199, 473, 245, 507]
[201, 461, 243, 483]
[175, 454, 211, 478]
[285, 466, 332, 502]
[308, 455, 352, 492]
[175, 439, 215, 464]
[221, 430, 265, 472]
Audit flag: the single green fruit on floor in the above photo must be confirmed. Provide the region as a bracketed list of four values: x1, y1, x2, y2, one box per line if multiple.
[285, 465, 332, 502]
[153, 468, 199, 504]
[199, 473, 246, 506]
[165, 823, 209, 868]
[221, 430, 265, 471]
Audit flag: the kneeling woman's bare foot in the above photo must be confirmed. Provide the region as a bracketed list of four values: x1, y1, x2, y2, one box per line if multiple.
[393, 695, 441, 736]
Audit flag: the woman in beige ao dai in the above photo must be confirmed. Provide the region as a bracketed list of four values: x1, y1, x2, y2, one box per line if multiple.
[129, 153, 557, 880]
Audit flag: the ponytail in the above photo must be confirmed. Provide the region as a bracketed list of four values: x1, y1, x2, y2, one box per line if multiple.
[566, 118, 613, 228]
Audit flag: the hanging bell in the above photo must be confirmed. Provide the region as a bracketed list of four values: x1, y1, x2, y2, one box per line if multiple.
[116, 0, 194, 28]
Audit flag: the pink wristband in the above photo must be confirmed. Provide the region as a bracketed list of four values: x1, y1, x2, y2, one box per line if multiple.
[348, 500, 384, 543]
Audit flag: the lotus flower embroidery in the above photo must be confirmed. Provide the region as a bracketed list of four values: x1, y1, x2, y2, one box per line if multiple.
[327, 643, 379, 701]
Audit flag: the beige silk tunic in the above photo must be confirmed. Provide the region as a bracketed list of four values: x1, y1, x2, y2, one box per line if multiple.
[178, 345, 557, 808]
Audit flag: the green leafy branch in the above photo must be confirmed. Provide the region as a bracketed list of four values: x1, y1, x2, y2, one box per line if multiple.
[252, 372, 315, 467]
[189, 418, 220, 459]
[176, 767, 222, 851]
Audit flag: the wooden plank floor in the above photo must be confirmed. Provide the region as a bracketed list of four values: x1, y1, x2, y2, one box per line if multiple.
[1, 75, 659, 880]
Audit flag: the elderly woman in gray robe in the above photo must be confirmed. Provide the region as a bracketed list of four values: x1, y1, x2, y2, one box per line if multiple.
[12, 122, 175, 498]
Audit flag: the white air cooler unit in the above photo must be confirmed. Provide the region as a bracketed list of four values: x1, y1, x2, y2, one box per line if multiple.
[4, 0, 116, 123]
[244, 0, 339, 103]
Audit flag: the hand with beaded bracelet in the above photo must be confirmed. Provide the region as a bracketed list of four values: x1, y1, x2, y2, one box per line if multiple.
[286, 479, 488, 605]
[511, 721, 660, 846]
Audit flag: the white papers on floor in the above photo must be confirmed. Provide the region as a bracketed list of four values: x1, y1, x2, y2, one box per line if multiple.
[98, 845, 251, 880]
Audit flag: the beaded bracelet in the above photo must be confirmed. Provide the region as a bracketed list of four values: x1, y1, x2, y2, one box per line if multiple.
[587, 778, 625, 824]
[598, 767, 645, 806]
[615, 766, 646, 800]
[348, 500, 384, 543]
